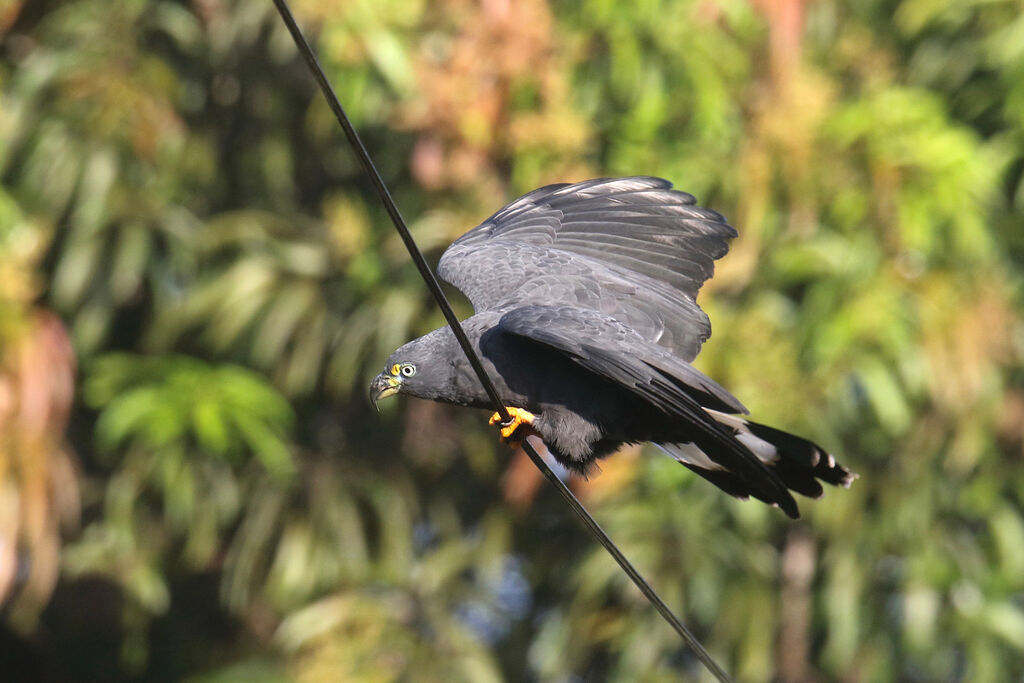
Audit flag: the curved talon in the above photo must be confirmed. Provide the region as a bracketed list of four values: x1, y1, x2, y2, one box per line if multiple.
[489, 407, 536, 442]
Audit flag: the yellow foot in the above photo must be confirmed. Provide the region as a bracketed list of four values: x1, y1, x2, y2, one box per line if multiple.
[488, 407, 537, 442]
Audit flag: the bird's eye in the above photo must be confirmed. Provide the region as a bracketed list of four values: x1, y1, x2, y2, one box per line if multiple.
[400, 364, 416, 377]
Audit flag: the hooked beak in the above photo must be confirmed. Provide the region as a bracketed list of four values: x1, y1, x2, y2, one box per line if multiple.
[370, 373, 399, 410]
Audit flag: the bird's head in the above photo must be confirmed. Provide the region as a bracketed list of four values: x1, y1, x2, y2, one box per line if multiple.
[370, 332, 455, 408]
[369, 358, 419, 408]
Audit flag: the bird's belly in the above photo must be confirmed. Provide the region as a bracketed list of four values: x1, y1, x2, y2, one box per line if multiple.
[480, 330, 695, 462]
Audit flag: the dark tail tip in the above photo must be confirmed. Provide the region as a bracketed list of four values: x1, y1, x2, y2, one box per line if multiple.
[744, 421, 855, 500]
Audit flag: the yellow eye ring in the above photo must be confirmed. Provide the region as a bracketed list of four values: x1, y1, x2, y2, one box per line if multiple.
[391, 363, 416, 378]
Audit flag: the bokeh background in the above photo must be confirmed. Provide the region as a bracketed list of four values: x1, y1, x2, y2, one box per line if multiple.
[2, 0, 1023, 680]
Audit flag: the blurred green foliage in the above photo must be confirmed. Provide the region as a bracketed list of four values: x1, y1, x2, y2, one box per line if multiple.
[1, 0, 1023, 680]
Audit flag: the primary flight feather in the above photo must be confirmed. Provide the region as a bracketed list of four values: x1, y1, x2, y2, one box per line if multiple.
[370, 177, 855, 518]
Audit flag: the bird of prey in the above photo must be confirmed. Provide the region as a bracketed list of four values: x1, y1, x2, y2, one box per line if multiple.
[370, 177, 854, 517]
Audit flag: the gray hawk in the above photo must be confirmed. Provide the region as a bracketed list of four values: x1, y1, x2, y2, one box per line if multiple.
[370, 177, 855, 518]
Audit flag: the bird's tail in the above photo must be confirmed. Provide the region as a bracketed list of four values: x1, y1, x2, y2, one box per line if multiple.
[656, 409, 856, 509]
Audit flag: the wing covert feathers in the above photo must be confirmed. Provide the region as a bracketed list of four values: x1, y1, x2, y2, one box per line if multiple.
[438, 177, 735, 361]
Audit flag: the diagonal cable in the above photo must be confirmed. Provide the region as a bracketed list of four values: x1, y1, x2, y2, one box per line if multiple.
[270, 2, 732, 680]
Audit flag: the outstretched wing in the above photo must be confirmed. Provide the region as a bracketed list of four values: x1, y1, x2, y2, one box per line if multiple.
[495, 304, 798, 517]
[438, 177, 736, 362]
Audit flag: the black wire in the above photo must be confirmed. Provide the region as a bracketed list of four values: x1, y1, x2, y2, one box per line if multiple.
[270, 2, 732, 680]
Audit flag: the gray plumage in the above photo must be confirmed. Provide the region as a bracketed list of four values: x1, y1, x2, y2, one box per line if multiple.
[371, 177, 855, 518]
